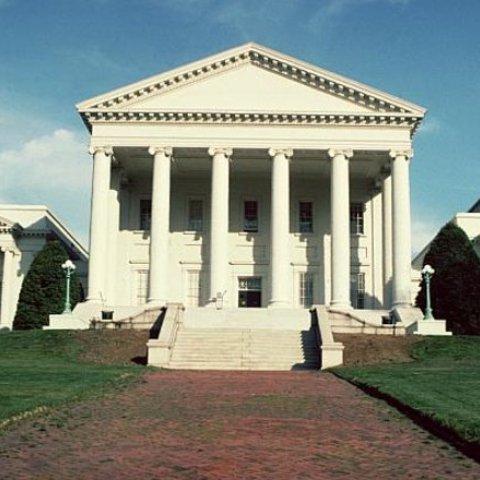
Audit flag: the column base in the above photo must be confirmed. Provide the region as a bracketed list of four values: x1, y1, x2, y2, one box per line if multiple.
[268, 300, 291, 308]
[205, 298, 227, 309]
[329, 301, 352, 311]
[147, 299, 167, 308]
[392, 302, 412, 309]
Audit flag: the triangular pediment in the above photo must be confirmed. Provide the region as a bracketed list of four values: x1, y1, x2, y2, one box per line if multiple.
[78, 42, 425, 129]
[120, 63, 377, 114]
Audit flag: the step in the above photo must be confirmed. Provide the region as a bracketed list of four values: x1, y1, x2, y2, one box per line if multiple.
[167, 362, 319, 371]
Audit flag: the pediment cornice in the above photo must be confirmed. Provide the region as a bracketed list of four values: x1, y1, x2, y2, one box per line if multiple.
[0, 216, 22, 235]
[77, 42, 426, 134]
[82, 109, 421, 130]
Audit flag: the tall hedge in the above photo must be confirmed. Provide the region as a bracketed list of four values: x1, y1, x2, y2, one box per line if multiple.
[13, 240, 82, 330]
[416, 222, 480, 334]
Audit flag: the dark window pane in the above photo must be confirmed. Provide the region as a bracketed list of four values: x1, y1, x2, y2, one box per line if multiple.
[350, 203, 364, 235]
[188, 199, 203, 231]
[299, 202, 313, 233]
[140, 199, 151, 230]
[244, 200, 258, 232]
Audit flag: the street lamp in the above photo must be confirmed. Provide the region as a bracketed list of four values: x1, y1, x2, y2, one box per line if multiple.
[421, 264, 435, 320]
[62, 259, 76, 314]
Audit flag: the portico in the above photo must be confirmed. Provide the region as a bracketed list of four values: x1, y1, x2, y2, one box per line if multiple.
[76, 42, 425, 320]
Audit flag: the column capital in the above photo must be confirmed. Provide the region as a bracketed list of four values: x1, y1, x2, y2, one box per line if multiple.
[268, 148, 293, 159]
[327, 148, 353, 159]
[89, 145, 113, 156]
[208, 147, 233, 158]
[389, 148, 413, 160]
[148, 146, 173, 157]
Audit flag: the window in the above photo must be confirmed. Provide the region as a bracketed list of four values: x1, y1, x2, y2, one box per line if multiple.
[350, 272, 366, 309]
[238, 277, 262, 308]
[188, 199, 204, 231]
[187, 270, 203, 306]
[299, 272, 314, 308]
[243, 200, 258, 232]
[299, 201, 313, 233]
[140, 199, 152, 230]
[350, 203, 365, 235]
[137, 269, 149, 305]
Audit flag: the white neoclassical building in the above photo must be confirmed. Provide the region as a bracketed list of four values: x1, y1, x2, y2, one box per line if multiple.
[0, 205, 88, 329]
[73, 43, 426, 330]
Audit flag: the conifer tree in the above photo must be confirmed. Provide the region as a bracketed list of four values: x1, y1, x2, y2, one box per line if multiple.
[416, 222, 480, 334]
[13, 240, 82, 329]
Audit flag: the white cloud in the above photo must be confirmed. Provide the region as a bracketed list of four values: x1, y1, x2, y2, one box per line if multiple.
[411, 214, 443, 256]
[58, 46, 125, 73]
[0, 128, 91, 244]
[307, 0, 412, 32]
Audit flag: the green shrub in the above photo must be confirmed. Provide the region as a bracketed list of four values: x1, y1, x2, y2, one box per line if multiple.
[416, 222, 480, 334]
[13, 241, 82, 330]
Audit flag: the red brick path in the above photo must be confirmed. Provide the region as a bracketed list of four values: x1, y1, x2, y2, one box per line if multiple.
[0, 371, 478, 479]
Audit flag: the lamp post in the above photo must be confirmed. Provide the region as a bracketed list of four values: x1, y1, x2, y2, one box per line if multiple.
[421, 264, 435, 320]
[62, 260, 76, 314]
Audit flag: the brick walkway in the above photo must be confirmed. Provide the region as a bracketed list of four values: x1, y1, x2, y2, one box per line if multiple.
[0, 371, 478, 479]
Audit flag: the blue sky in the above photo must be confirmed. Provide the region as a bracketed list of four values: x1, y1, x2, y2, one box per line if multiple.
[0, 0, 479, 252]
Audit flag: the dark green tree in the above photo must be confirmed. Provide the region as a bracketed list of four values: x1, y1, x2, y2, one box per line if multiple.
[416, 222, 480, 334]
[13, 240, 82, 330]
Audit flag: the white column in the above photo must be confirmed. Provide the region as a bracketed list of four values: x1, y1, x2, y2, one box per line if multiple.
[329, 148, 353, 309]
[106, 168, 122, 306]
[208, 147, 232, 306]
[382, 173, 393, 307]
[268, 148, 293, 308]
[147, 146, 173, 305]
[390, 149, 413, 308]
[0, 248, 14, 328]
[87, 146, 113, 302]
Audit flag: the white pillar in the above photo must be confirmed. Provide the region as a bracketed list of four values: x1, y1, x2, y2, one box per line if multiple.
[329, 148, 353, 309]
[390, 149, 413, 308]
[0, 248, 14, 328]
[268, 148, 293, 308]
[106, 168, 122, 306]
[382, 174, 393, 307]
[87, 146, 113, 302]
[147, 146, 173, 305]
[208, 147, 232, 306]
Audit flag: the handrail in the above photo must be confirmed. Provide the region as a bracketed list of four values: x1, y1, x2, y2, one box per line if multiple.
[312, 305, 344, 369]
[91, 305, 165, 329]
[327, 307, 389, 328]
[147, 303, 185, 367]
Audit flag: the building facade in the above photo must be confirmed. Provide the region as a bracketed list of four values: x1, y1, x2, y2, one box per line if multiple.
[411, 198, 480, 302]
[0, 205, 88, 329]
[76, 43, 425, 320]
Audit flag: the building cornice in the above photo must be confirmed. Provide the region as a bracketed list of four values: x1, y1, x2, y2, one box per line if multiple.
[77, 43, 426, 135]
[82, 110, 421, 133]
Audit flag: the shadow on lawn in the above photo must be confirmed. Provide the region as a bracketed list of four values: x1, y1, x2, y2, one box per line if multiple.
[335, 373, 480, 464]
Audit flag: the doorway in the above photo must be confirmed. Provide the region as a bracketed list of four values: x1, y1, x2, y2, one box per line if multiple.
[238, 276, 262, 308]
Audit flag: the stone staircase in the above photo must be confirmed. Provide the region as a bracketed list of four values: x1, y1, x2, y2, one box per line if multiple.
[167, 326, 320, 370]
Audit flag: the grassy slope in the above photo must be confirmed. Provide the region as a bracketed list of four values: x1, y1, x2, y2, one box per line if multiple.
[334, 336, 480, 443]
[0, 330, 144, 425]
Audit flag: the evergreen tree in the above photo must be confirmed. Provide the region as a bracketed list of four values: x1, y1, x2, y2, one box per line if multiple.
[13, 240, 82, 330]
[416, 222, 480, 334]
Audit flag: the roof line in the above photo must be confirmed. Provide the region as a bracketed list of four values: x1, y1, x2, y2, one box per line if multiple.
[76, 42, 426, 115]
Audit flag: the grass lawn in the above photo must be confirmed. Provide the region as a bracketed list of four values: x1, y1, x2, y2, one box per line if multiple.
[333, 336, 480, 444]
[0, 330, 145, 427]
